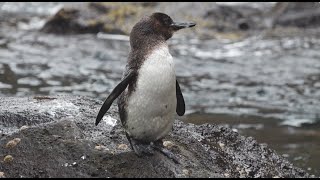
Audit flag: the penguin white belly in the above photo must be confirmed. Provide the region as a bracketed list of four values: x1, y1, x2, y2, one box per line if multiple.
[126, 46, 177, 142]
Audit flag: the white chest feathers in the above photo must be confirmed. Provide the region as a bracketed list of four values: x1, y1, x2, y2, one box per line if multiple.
[126, 45, 177, 142]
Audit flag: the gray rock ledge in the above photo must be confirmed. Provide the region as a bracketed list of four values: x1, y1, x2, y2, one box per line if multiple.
[0, 95, 312, 178]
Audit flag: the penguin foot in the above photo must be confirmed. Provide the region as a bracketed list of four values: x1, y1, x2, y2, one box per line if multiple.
[130, 138, 154, 157]
[151, 140, 180, 164]
[125, 133, 154, 156]
[125, 134, 179, 163]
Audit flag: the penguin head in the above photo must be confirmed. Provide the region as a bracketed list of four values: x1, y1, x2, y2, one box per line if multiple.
[131, 12, 196, 41]
[150, 12, 196, 40]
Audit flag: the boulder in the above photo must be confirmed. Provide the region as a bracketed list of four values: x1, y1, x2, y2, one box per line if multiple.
[0, 96, 312, 178]
[275, 2, 320, 28]
[40, 2, 150, 35]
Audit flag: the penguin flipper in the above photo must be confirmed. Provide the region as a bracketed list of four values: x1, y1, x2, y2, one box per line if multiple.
[95, 70, 135, 126]
[176, 80, 185, 116]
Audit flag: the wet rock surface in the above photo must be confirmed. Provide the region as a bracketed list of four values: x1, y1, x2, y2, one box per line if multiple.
[0, 96, 312, 178]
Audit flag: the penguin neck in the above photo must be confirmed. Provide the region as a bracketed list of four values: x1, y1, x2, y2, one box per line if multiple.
[130, 33, 167, 53]
[129, 33, 168, 70]
[127, 34, 170, 96]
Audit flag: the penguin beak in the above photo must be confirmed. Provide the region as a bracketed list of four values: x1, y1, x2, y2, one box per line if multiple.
[170, 22, 196, 30]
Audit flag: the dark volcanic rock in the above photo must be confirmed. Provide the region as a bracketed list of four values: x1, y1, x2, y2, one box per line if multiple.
[37, 2, 320, 40]
[276, 2, 320, 28]
[0, 96, 312, 178]
[40, 7, 107, 34]
[40, 2, 146, 35]
[40, 6, 125, 35]
[203, 4, 263, 32]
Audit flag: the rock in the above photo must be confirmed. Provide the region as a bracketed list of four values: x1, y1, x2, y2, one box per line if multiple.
[275, 2, 320, 28]
[19, 126, 29, 131]
[0, 63, 17, 93]
[5, 138, 21, 149]
[117, 144, 128, 150]
[262, 2, 320, 29]
[203, 4, 262, 32]
[162, 140, 175, 149]
[218, 141, 225, 149]
[182, 169, 191, 177]
[3, 155, 13, 163]
[0, 96, 313, 178]
[0, 171, 4, 178]
[40, 7, 107, 34]
[94, 144, 107, 151]
[43, 2, 319, 39]
[40, 2, 148, 35]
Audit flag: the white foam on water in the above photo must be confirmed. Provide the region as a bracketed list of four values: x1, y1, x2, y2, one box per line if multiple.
[17, 17, 46, 30]
[97, 33, 130, 41]
[281, 118, 315, 127]
[236, 123, 264, 130]
[0, 82, 12, 89]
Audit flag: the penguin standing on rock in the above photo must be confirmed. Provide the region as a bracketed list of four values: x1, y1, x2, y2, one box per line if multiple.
[95, 12, 196, 161]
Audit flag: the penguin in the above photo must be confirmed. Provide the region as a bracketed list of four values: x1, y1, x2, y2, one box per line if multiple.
[95, 12, 196, 159]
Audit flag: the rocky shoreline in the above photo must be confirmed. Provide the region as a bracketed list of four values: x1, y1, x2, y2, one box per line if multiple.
[1, 2, 320, 41]
[0, 96, 313, 178]
[39, 2, 320, 39]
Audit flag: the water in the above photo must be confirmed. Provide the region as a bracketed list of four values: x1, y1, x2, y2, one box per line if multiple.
[0, 2, 319, 176]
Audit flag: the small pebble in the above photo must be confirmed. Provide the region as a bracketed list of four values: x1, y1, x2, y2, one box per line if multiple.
[0, 172, 4, 178]
[239, 169, 246, 176]
[273, 176, 280, 178]
[182, 169, 191, 176]
[218, 142, 225, 149]
[6, 138, 21, 149]
[52, 135, 62, 139]
[117, 144, 128, 150]
[19, 125, 29, 131]
[282, 154, 289, 158]
[245, 168, 252, 174]
[4, 155, 13, 163]
[95, 145, 106, 151]
[163, 141, 174, 149]
[110, 151, 116, 155]
[232, 128, 238, 132]
[224, 173, 230, 177]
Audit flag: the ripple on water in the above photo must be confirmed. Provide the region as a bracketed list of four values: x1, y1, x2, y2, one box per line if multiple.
[18, 77, 42, 86]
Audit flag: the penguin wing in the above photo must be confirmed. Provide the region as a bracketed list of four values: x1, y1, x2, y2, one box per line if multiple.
[176, 80, 185, 116]
[95, 69, 135, 126]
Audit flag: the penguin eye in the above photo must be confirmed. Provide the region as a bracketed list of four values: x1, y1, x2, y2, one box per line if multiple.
[163, 17, 171, 26]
